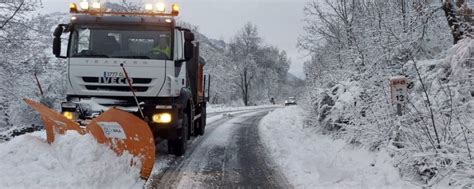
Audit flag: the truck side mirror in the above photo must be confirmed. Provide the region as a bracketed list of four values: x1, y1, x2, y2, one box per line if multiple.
[204, 75, 211, 102]
[184, 41, 194, 61]
[53, 37, 61, 57]
[183, 31, 195, 61]
[53, 25, 63, 37]
[53, 25, 65, 58]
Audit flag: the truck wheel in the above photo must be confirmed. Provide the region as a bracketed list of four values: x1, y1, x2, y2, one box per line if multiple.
[196, 108, 206, 136]
[168, 114, 188, 156]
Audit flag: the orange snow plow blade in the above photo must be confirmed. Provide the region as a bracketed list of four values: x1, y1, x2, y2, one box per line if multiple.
[86, 108, 155, 179]
[23, 99, 155, 180]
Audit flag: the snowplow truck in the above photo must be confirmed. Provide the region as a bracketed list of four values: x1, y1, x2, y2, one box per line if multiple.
[51, 3, 209, 158]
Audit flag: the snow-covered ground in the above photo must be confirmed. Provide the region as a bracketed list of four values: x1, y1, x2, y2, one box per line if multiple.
[259, 106, 416, 189]
[0, 131, 143, 189]
[0, 105, 273, 189]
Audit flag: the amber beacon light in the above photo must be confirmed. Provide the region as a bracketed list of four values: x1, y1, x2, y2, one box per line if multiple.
[172, 4, 180, 16]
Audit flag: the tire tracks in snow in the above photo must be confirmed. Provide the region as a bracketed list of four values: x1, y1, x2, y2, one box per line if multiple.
[146, 107, 289, 188]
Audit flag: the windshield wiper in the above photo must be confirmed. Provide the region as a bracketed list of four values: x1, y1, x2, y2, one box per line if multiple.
[74, 54, 109, 58]
[112, 56, 151, 59]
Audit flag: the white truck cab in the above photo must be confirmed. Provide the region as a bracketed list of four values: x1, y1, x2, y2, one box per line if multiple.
[52, 2, 209, 156]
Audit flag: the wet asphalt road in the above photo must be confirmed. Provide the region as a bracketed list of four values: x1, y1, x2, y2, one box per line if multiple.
[146, 109, 290, 189]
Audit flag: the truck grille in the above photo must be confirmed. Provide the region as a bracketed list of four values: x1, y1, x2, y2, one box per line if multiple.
[82, 77, 152, 84]
[85, 85, 149, 92]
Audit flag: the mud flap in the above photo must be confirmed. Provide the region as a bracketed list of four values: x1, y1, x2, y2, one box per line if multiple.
[23, 99, 155, 180]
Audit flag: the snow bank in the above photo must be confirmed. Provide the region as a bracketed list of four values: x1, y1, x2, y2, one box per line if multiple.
[0, 131, 143, 189]
[259, 106, 415, 188]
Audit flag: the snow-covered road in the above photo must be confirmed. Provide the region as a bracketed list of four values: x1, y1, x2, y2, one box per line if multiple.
[146, 107, 288, 188]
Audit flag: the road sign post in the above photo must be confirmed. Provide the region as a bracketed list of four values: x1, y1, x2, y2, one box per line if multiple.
[390, 76, 408, 116]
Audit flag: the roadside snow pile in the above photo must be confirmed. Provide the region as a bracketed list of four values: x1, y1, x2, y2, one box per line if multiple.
[0, 131, 143, 189]
[259, 106, 415, 188]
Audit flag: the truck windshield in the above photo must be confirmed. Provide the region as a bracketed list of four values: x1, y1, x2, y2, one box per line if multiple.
[69, 26, 172, 60]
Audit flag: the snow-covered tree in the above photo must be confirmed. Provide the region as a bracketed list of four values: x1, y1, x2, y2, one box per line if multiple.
[442, 0, 473, 44]
[225, 23, 294, 105]
[179, 21, 296, 105]
[300, 0, 473, 186]
[1, 2, 67, 132]
[227, 23, 261, 106]
[1, 0, 40, 130]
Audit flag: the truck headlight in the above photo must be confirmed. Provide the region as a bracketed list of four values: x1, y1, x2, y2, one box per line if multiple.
[152, 113, 172, 123]
[63, 111, 75, 120]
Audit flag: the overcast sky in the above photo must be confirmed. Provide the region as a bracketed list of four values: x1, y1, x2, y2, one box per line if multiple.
[38, 0, 309, 78]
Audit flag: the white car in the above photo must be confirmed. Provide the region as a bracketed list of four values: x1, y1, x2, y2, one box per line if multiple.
[285, 97, 297, 106]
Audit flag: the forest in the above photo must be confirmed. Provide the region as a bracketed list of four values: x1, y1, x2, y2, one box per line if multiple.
[299, 0, 473, 186]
